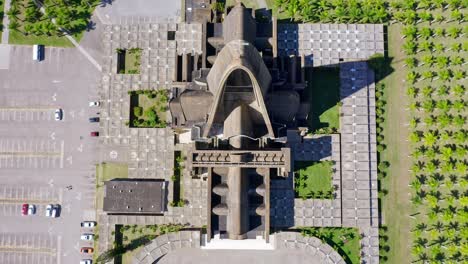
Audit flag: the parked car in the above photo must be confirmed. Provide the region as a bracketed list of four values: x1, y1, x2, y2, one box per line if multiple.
[89, 117, 99, 123]
[81, 221, 96, 228]
[21, 204, 28, 216]
[54, 109, 63, 121]
[45, 204, 53, 217]
[51, 204, 61, 218]
[33, 44, 44, 61]
[80, 234, 94, 241]
[80, 247, 94, 254]
[90, 132, 99, 137]
[80, 260, 92, 264]
[89, 101, 100, 107]
[28, 204, 36, 215]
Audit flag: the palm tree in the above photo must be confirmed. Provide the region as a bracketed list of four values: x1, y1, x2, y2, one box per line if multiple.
[423, 131, 437, 146]
[403, 41, 417, 55]
[433, 0, 447, 9]
[421, 54, 435, 66]
[453, 69, 466, 80]
[447, 0, 462, 10]
[8, 20, 20, 32]
[422, 71, 435, 81]
[450, 56, 464, 65]
[434, 14, 445, 23]
[436, 99, 451, 112]
[436, 56, 449, 68]
[434, 43, 445, 52]
[422, 85, 433, 97]
[453, 84, 465, 96]
[434, 28, 445, 37]
[419, 41, 433, 52]
[437, 85, 449, 96]
[404, 57, 417, 68]
[453, 115, 465, 127]
[7, 6, 21, 20]
[418, 11, 433, 24]
[419, 27, 433, 39]
[438, 69, 451, 82]
[438, 114, 451, 127]
[450, 10, 464, 23]
[453, 100, 465, 112]
[406, 71, 419, 84]
[447, 26, 461, 38]
[402, 25, 418, 39]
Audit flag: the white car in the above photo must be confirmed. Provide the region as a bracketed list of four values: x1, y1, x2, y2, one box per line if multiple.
[80, 259, 92, 264]
[45, 204, 52, 217]
[80, 234, 94, 241]
[81, 221, 96, 228]
[54, 109, 63, 121]
[28, 204, 36, 215]
[89, 101, 100, 107]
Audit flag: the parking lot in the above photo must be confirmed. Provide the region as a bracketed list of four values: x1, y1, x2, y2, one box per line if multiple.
[0, 44, 101, 263]
[0, 233, 57, 264]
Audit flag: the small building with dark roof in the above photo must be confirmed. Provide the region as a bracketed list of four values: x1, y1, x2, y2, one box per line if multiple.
[103, 180, 166, 215]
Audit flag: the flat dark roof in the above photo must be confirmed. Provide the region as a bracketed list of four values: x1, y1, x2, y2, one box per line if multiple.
[103, 180, 166, 214]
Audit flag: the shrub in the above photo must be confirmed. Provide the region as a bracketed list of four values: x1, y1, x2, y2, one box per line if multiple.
[133, 106, 143, 117]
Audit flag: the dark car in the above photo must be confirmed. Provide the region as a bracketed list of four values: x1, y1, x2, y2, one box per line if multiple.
[90, 132, 99, 137]
[89, 117, 99, 123]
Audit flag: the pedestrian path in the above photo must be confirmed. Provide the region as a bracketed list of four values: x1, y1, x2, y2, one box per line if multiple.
[1, 0, 11, 44]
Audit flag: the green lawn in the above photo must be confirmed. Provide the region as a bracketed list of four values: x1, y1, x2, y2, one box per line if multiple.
[379, 24, 412, 264]
[306, 67, 341, 134]
[95, 162, 128, 210]
[294, 161, 334, 199]
[113, 224, 184, 264]
[121, 48, 142, 74]
[9, 30, 73, 46]
[300, 227, 360, 264]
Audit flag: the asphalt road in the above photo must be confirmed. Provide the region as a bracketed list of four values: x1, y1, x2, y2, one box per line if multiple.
[0, 45, 100, 264]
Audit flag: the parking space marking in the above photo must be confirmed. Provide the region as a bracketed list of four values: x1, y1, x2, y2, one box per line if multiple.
[0, 108, 56, 122]
[0, 139, 62, 169]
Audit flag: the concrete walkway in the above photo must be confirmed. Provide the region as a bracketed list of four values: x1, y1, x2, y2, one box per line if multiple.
[1, 0, 11, 44]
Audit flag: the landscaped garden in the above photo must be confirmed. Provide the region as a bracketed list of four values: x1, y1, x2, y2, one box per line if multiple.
[300, 227, 360, 264]
[117, 48, 142, 74]
[392, 2, 468, 263]
[294, 160, 334, 199]
[269, 1, 468, 263]
[170, 151, 185, 207]
[306, 67, 341, 134]
[128, 90, 168, 128]
[7, 0, 97, 46]
[97, 224, 185, 264]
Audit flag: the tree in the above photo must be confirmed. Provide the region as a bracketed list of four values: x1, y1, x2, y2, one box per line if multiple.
[452, 69, 465, 80]
[419, 27, 433, 39]
[8, 20, 20, 32]
[406, 71, 419, 83]
[453, 84, 465, 96]
[423, 131, 437, 146]
[419, 41, 433, 52]
[404, 57, 417, 68]
[450, 10, 464, 23]
[447, 26, 461, 38]
[436, 56, 449, 68]
[438, 69, 451, 82]
[450, 56, 463, 65]
[421, 54, 434, 66]
[402, 25, 418, 39]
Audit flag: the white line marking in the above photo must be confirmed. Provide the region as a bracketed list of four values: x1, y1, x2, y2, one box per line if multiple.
[59, 141, 64, 169]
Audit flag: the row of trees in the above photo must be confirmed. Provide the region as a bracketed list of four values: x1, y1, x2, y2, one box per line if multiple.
[274, 0, 389, 23]
[401, 2, 468, 261]
[7, 0, 97, 37]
